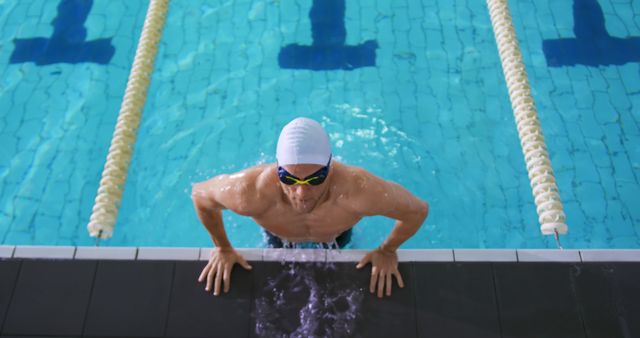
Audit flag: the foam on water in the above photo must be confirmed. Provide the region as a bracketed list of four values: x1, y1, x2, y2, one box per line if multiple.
[278, 239, 341, 250]
[254, 248, 364, 338]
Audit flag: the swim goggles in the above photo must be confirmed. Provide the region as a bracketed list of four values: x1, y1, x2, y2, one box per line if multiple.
[277, 156, 332, 186]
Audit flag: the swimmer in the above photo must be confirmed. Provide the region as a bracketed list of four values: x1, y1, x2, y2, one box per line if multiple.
[193, 117, 429, 298]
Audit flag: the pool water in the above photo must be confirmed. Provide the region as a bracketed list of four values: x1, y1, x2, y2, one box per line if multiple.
[0, 0, 638, 249]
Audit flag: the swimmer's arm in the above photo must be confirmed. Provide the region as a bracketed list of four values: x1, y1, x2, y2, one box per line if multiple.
[355, 174, 429, 252]
[353, 172, 428, 297]
[192, 178, 233, 249]
[192, 175, 257, 295]
[192, 168, 271, 247]
[378, 182, 428, 252]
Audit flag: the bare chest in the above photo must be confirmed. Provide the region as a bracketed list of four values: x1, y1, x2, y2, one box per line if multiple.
[253, 202, 362, 243]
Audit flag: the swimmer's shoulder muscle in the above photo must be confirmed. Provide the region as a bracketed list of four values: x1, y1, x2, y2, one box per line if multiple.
[339, 164, 422, 217]
[331, 164, 381, 215]
[192, 164, 275, 216]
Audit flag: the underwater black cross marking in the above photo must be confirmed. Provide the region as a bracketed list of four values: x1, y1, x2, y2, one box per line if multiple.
[543, 0, 640, 67]
[278, 0, 378, 71]
[10, 0, 114, 65]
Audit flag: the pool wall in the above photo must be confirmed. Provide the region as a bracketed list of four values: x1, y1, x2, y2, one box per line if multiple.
[1, 249, 639, 337]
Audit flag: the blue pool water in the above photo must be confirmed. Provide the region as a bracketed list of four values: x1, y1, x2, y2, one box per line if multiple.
[0, 0, 638, 249]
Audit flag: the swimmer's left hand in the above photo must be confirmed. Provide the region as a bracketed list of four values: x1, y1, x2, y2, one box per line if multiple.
[356, 247, 405, 298]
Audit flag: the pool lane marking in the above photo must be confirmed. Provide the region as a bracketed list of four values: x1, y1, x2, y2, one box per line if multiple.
[543, 0, 640, 67]
[10, 0, 115, 65]
[278, 0, 378, 70]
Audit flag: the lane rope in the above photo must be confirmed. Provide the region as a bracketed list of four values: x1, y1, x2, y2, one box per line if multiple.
[486, 0, 568, 235]
[87, 0, 169, 239]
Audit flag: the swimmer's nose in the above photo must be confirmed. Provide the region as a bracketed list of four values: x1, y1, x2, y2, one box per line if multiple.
[293, 184, 312, 196]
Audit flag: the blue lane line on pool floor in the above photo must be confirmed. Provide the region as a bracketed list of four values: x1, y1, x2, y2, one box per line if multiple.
[543, 0, 640, 67]
[278, 0, 378, 71]
[10, 0, 115, 65]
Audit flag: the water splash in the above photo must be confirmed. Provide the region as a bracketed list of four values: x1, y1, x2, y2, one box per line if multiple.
[254, 259, 364, 338]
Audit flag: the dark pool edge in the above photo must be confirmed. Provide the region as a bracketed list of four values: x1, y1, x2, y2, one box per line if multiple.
[1, 245, 640, 262]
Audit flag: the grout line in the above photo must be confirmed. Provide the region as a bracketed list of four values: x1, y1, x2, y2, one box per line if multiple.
[490, 263, 505, 338]
[411, 262, 420, 338]
[80, 260, 100, 336]
[0, 259, 23, 334]
[569, 265, 590, 338]
[248, 257, 257, 338]
[162, 261, 177, 336]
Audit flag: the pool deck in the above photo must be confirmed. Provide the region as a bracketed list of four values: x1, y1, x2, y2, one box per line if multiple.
[0, 247, 639, 337]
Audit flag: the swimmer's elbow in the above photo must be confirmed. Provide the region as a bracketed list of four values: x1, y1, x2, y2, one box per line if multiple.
[191, 190, 206, 210]
[191, 183, 205, 201]
[191, 183, 216, 211]
[418, 200, 429, 222]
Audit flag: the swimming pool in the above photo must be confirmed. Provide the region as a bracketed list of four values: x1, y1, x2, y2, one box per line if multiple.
[0, 0, 638, 249]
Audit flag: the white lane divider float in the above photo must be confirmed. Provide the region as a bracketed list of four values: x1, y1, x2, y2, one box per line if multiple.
[486, 0, 568, 241]
[88, 0, 169, 240]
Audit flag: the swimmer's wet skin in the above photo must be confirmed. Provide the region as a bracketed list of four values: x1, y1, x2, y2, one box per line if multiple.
[192, 117, 429, 298]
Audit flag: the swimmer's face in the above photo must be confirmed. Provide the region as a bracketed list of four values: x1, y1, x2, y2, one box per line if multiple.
[279, 163, 329, 213]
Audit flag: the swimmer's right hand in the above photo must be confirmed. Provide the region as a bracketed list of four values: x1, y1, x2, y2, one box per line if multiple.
[198, 247, 252, 296]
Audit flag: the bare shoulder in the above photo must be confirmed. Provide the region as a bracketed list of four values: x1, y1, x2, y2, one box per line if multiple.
[335, 163, 425, 217]
[331, 163, 389, 212]
[335, 163, 387, 193]
[191, 164, 277, 216]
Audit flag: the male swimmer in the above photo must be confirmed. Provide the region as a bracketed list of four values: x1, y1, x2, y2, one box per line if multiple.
[192, 117, 429, 298]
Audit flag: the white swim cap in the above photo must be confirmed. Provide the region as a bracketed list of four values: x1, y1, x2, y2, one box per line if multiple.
[276, 117, 332, 166]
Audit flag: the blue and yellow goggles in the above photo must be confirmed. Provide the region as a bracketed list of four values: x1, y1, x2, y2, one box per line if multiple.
[277, 156, 331, 186]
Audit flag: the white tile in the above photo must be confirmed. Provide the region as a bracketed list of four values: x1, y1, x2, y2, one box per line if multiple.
[0, 245, 15, 258]
[199, 248, 263, 261]
[398, 249, 454, 262]
[580, 250, 640, 262]
[75, 247, 137, 260]
[235, 248, 263, 261]
[517, 249, 581, 262]
[326, 249, 368, 262]
[262, 248, 327, 262]
[137, 247, 200, 261]
[13, 245, 76, 259]
[454, 249, 517, 262]
[328, 249, 455, 263]
[199, 248, 212, 261]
